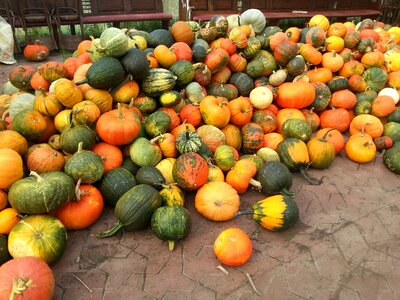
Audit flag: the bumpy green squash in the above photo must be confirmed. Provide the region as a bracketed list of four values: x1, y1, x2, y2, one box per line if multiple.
[169, 60, 195, 86]
[135, 166, 166, 190]
[98, 184, 162, 237]
[8, 171, 75, 214]
[235, 194, 299, 231]
[383, 144, 400, 174]
[151, 205, 191, 251]
[60, 122, 97, 154]
[130, 137, 163, 167]
[141, 68, 177, 97]
[99, 27, 130, 57]
[252, 161, 294, 196]
[144, 110, 171, 137]
[281, 118, 312, 142]
[175, 127, 203, 154]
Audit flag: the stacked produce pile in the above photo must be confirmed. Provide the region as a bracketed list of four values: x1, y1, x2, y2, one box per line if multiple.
[1, 9, 400, 298]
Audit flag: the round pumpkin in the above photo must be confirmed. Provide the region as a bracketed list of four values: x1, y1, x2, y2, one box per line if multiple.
[213, 227, 252, 267]
[173, 152, 208, 191]
[0, 149, 23, 190]
[276, 82, 315, 109]
[0, 256, 55, 300]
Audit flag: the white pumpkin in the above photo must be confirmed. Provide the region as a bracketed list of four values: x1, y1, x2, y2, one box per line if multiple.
[7, 93, 35, 120]
[1, 81, 19, 95]
[239, 9, 266, 34]
[249, 86, 273, 109]
[226, 15, 239, 31]
[378, 87, 399, 105]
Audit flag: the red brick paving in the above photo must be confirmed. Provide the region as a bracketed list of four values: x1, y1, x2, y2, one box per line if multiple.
[1, 54, 400, 299]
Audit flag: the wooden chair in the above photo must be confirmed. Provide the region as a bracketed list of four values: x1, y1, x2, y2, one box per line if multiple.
[17, 0, 58, 49]
[51, 0, 85, 49]
[0, 0, 21, 52]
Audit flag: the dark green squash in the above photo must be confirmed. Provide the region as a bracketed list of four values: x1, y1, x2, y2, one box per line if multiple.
[8, 171, 75, 214]
[141, 68, 177, 97]
[363, 67, 388, 92]
[120, 48, 150, 80]
[206, 83, 238, 100]
[192, 45, 208, 62]
[121, 157, 140, 175]
[251, 161, 294, 196]
[387, 107, 400, 123]
[253, 50, 277, 76]
[147, 29, 175, 48]
[327, 76, 349, 92]
[135, 166, 166, 190]
[245, 60, 265, 78]
[64, 142, 104, 184]
[235, 194, 299, 231]
[383, 144, 400, 174]
[77, 57, 126, 90]
[151, 205, 191, 251]
[144, 110, 171, 137]
[241, 36, 261, 59]
[169, 60, 195, 86]
[60, 119, 97, 154]
[354, 100, 372, 115]
[262, 26, 282, 38]
[98, 184, 162, 237]
[281, 118, 312, 142]
[229, 72, 254, 96]
[175, 126, 203, 154]
[0, 234, 11, 265]
[356, 89, 377, 103]
[310, 82, 332, 112]
[99, 167, 137, 206]
[287, 55, 306, 77]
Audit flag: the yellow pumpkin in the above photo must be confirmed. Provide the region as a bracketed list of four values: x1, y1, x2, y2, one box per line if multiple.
[0, 207, 21, 234]
[155, 157, 176, 184]
[325, 36, 345, 52]
[309, 14, 330, 31]
[385, 51, 400, 72]
[0, 130, 28, 155]
[0, 148, 24, 190]
[84, 89, 113, 113]
[54, 78, 83, 108]
[54, 109, 73, 133]
[345, 132, 377, 163]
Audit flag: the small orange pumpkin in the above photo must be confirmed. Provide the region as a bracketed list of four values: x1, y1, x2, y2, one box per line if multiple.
[345, 132, 377, 163]
[0, 207, 21, 234]
[199, 96, 230, 128]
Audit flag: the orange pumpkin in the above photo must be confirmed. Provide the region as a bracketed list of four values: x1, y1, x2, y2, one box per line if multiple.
[112, 80, 140, 104]
[371, 95, 396, 117]
[320, 108, 351, 133]
[227, 96, 253, 127]
[349, 114, 383, 138]
[299, 43, 323, 65]
[213, 227, 253, 266]
[220, 124, 242, 151]
[276, 82, 316, 109]
[54, 78, 83, 108]
[179, 104, 202, 127]
[85, 88, 113, 114]
[199, 96, 230, 128]
[263, 132, 284, 150]
[77, 39, 92, 55]
[327, 22, 347, 38]
[269, 32, 289, 51]
[26, 147, 65, 173]
[23, 40, 49, 62]
[0, 189, 7, 211]
[170, 21, 194, 45]
[204, 48, 230, 74]
[196, 125, 226, 153]
[0, 207, 21, 235]
[345, 132, 377, 163]
[348, 74, 367, 92]
[73, 63, 92, 94]
[195, 181, 240, 221]
[285, 27, 301, 42]
[0, 130, 28, 155]
[154, 45, 177, 68]
[330, 89, 357, 109]
[171, 42, 193, 61]
[315, 128, 345, 154]
[321, 51, 344, 72]
[30, 71, 50, 91]
[225, 159, 257, 193]
[306, 67, 333, 83]
[91, 142, 123, 174]
[228, 53, 247, 72]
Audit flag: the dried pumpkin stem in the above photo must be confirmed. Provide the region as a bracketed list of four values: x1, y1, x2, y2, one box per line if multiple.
[29, 171, 44, 183]
[97, 221, 124, 238]
[245, 273, 262, 296]
[217, 264, 229, 275]
[234, 209, 253, 217]
[248, 178, 262, 190]
[10, 277, 33, 300]
[300, 168, 322, 185]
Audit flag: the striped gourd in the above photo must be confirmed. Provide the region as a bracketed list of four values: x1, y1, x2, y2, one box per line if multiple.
[142, 68, 177, 97]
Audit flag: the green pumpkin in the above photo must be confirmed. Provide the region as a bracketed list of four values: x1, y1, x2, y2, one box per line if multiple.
[98, 184, 162, 237]
[99, 27, 130, 57]
[281, 119, 312, 142]
[357, 37, 376, 53]
[229, 72, 254, 96]
[11, 109, 46, 140]
[241, 36, 261, 59]
[208, 15, 228, 36]
[0, 235, 11, 265]
[253, 50, 277, 76]
[383, 122, 400, 142]
[135, 166, 166, 190]
[64, 142, 104, 184]
[120, 48, 150, 80]
[354, 100, 372, 115]
[235, 194, 299, 231]
[99, 167, 137, 206]
[60, 122, 97, 154]
[327, 76, 349, 92]
[356, 89, 377, 103]
[363, 67, 388, 92]
[192, 45, 208, 62]
[159, 90, 182, 107]
[206, 83, 238, 100]
[245, 60, 265, 78]
[287, 55, 306, 77]
[8, 171, 75, 214]
[151, 205, 191, 251]
[147, 29, 175, 48]
[121, 158, 140, 175]
[252, 161, 294, 197]
[144, 110, 171, 137]
[78, 57, 126, 90]
[175, 127, 203, 154]
[169, 60, 195, 86]
[8, 214, 67, 264]
[387, 107, 400, 123]
[383, 145, 400, 174]
[142, 68, 177, 97]
[132, 95, 157, 114]
[213, 145, 237, 172]
[310, 82, 331, 112]
[129, 137, 162, 167]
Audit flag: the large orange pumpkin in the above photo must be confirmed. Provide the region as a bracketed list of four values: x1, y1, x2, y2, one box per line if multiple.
[199, 95, 230, 128]
[275, 82, 316, 109]
[170, 21, 194, 45]
[0, 148, 24, 189]
[195, 181, 240, 221]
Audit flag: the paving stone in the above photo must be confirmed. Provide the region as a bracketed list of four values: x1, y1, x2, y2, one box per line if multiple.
[103, 273, 154, 300]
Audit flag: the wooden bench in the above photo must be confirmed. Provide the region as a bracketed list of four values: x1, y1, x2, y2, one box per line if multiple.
[83, 0, 173, 29]
[181, 0, 381, 26]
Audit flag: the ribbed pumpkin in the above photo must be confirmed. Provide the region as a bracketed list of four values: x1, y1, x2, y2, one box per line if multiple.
[72, 100, 101, 126]
[199, 95, 230, 128]
[175, 126, 202, 154]
[54, 78, 83, 108]
[196, 125, 226, 153]
[8, 65, 37, 90]
[349, 114, 383, 138]
[27, 147, 65, 173]
[8, 171, 75, 214]
[170, 21, 194, 45]
[98, 27, 129, 57]
[235, 194, 299, 231]
[306, 129, 336, 169]
[0, 149, 24, 189]
[173, 152, 208, 190]
[151, 205, 191, 251]
[98, 184, 162, 238]
[0, 130, 28, 155]
[276, 82, 315, 109]
[8, 214, 67, 264]
[64, 142, 104, 184]
[33, 88, 63, 117]
[38, 61, 67, 82]
[195, 181, 240, 221]
[0, 208, 21, 235]
[141, 68, 177, 97]
[345, 132, 377, 163]
[84, 88, 113, 113]
[11, 110, 47, 140]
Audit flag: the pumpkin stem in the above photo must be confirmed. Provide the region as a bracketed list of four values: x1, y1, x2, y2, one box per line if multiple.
[248, 178, 262, 190]
[77, 142, 84, 153]
[74, 179, 82, 201]
[75, 78, 88, 85]
[97, 221, 124, 238]
[168, 240, 175, 251]
[29, 171, 44, 183]
[150, 134, 164, 144]
[216, 265, 229, 275]
[300, 168, 322, 185]
[9, 277, 33, 300]
[39, 86, 47, 97]
[1, 109, 9, 121]
[320, 128, 336, 141]
[282, 187, 295, 198]
[234, 209, 253, 217]
[117, 103, 124, 119]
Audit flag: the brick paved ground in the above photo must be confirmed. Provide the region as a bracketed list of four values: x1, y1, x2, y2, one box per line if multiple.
[1, 54, 400, 300]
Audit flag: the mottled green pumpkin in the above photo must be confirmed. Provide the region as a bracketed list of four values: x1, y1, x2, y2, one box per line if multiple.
[135, 166, 166, 190]
[383, 122, 400, 143]
[362, 67, 388, 92]
[60, 123, 97, 154]
[383, 145, 400, 174]
[281, 118, 312, 142]
[214, 145, 238, 172]
[64, 142, 104, 183]
[252, 161, 293, 196]
[310, 82, 332, 112]
[175, 127, 203, 154]
[151, 205, 191, 251]
[129, 137, 162, 167]
[144, 110, 171, 137]
[8, 171, 75, 214]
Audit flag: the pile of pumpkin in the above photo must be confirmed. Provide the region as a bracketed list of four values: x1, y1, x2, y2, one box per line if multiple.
[1, 8, 400, 297]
